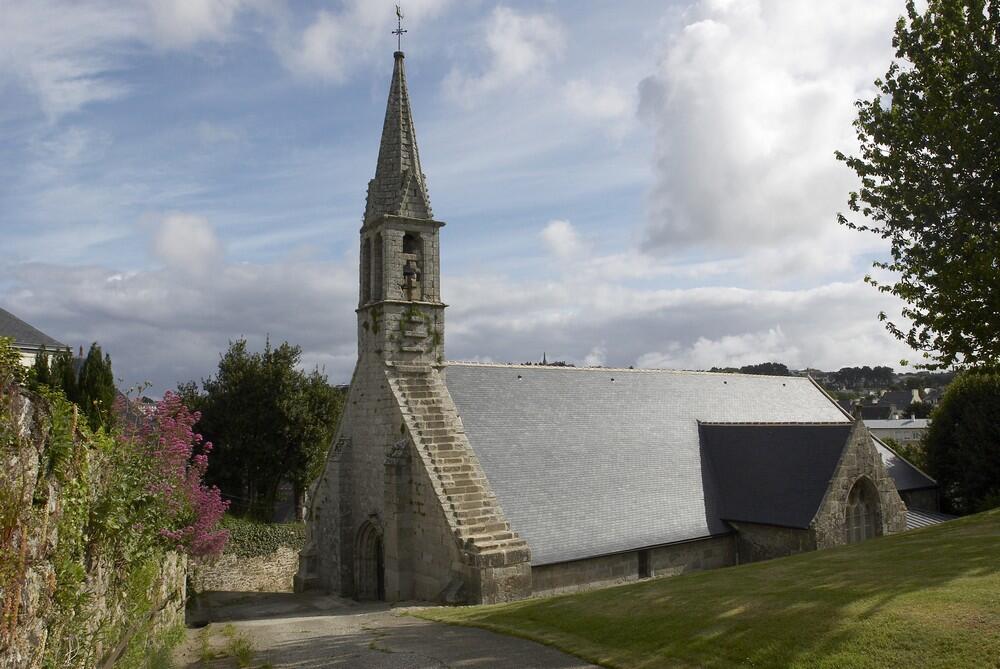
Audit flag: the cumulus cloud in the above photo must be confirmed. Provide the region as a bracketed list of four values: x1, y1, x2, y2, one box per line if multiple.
[563, 78, 635, 128]
[146, 0, 245, 48]
[540, 219, 585, 260]
[0, 0, 257, 119]
[3, 231, 913, 395]
[152, 214, 224, 274]
[638, 0, 901, 251]
[276, 0, 452, 82]
[444, 6, 565, 103]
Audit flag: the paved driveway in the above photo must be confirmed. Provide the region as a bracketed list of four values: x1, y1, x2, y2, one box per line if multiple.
[174, 592, 598, 668]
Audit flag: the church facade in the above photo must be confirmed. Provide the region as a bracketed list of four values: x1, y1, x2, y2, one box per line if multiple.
[296, 51, 938, 604]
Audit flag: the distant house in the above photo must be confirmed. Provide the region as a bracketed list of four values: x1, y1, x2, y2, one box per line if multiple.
[0, 307, 70, 368]
[865, 418, 931, 447]
[874, 389, 921, 418]
[837, 399, 892, 420]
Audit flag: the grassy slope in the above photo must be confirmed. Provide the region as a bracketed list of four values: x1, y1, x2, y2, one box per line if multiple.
[418, 509, 1000, 668]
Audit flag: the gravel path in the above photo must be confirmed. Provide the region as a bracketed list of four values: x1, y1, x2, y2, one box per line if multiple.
[174, 592, 598, 669]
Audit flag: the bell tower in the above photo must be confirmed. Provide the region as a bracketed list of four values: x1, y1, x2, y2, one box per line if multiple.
[358, 50, 445, 366]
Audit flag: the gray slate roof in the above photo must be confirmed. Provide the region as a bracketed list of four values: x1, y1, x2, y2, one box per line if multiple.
[444, 363, 849, 565]
[905, 509, 955, 530]
[699, 423, 853, 529]
[0, 307, 67, 350]
[873, 440, 937, 491]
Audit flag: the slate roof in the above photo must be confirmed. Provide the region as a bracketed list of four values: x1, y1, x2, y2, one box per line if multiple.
[699, 423, 853, 529]
[905, 508, 955, 530]
[876, 390, 917, 408]
[873, 440, 937, 491]
[444, 363, 849, 565]
[865, 419, 931, 430]
[0, 307, 67, 350]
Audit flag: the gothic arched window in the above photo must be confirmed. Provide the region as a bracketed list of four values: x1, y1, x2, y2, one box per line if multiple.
[401, 232, 422, 300]
[845, 478, 881, 544]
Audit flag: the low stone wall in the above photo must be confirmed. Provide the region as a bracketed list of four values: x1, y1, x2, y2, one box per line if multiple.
[189, 546, 301, 593]
[531, 535, 736, 597]
[729, 522, 816, 563]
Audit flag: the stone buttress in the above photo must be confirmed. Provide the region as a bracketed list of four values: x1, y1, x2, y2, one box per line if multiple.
[295, 50, 531, 604]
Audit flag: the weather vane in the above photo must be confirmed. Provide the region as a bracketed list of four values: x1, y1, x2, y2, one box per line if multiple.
[393, 5, 407, 51]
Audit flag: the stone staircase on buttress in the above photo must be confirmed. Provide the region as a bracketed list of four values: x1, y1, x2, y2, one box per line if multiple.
[387, 363, 531, 569]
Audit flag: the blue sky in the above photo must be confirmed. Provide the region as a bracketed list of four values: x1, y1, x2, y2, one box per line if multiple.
[0, 0, 917, 392]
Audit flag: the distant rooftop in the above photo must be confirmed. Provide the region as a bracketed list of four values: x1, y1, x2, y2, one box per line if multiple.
[0, 307, 68, 351]
[865, 419, 931, 429]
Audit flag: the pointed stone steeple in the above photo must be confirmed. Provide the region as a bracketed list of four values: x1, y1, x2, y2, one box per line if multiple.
[364, 51, 433, 224]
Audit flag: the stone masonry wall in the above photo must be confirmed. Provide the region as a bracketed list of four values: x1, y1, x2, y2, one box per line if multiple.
[899, 488, 940, 512]
[811, 420, 908, 548]
[189, 546, 300, 593]
[728, 522, 816, 563]
[532, 535, 736, 597]
[0, 389, 186, 669]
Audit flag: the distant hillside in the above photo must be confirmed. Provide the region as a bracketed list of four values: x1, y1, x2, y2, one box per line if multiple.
[420, 509, 1000, 669]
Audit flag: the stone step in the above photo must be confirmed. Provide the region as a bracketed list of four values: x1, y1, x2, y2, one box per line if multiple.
[463, 521, 511, 535]
[400, 345, 425, 353]
[402, 329, 427, 339]
[434, 463, 475, 475]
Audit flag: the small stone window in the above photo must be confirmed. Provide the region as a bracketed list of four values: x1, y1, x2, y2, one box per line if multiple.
[361, 238, 372, 303]
[403, 232, 421, 254]
[373, 233, 384, 300]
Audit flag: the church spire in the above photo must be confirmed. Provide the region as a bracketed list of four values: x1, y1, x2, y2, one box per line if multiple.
[364, 51, 433, 224]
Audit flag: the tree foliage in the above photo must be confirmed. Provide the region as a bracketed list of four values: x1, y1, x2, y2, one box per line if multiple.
[924, 371, 1000, 513]
[32, 343, 117, 431]
[181, 339, 344, 520]
[837, 0, 1000, 370]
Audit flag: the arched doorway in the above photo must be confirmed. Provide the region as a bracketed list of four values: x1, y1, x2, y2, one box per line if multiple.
[845, 478, 882, 544]
[355, 521, 385, 600]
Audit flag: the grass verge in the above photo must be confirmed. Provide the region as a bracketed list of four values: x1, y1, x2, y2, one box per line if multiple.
[417, 509, 1000, 668]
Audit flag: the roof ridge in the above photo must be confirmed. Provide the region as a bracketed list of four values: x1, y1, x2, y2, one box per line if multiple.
[443, 360, 812, 380]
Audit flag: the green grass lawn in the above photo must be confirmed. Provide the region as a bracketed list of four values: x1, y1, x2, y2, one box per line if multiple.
[417, 509, 1000, 668]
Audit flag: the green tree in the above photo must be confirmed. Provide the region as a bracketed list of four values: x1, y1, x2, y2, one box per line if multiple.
[738, 362, 791, 376]
[77, 343, 116, 431]
[186, 338, 343, 520]
[924, 372, 1000, 513]
[31, 346, 51, 387]
[49, 350, 79, 404]
[836, 0, 1000, 370]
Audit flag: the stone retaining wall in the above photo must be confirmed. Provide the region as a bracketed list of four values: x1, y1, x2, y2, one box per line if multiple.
[189, 546, 301, 593]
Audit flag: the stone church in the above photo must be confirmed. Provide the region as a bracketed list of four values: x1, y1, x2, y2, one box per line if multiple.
[296, 50, 940, 604]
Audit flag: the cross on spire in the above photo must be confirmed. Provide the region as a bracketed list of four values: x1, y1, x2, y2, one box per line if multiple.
[393, 5, 407, 51]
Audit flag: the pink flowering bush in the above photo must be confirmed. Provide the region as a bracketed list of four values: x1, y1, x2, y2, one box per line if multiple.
[122, 391, 229, 559]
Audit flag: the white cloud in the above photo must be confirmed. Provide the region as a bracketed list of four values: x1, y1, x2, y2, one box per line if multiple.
[540, 219, 585, 260]
[152, 214, 224, 274]
[563, 78, 635, 126]
[444, 6, 565, 104]
[636, 326, 799, 370]
[638, 0, 901, 251]
[0, 0, 257, 119]
[146, 0, 245, 48]
[276, 0, 452, 82]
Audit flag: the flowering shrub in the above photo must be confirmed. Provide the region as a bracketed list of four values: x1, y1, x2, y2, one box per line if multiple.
[122, 391, 229, 559]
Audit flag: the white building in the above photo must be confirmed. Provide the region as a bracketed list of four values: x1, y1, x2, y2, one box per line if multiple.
[864, 419, 931, 446]
[0, 307, 70, 368]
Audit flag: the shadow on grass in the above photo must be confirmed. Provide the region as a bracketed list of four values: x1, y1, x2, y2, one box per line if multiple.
[421, 510, 1000, 669]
